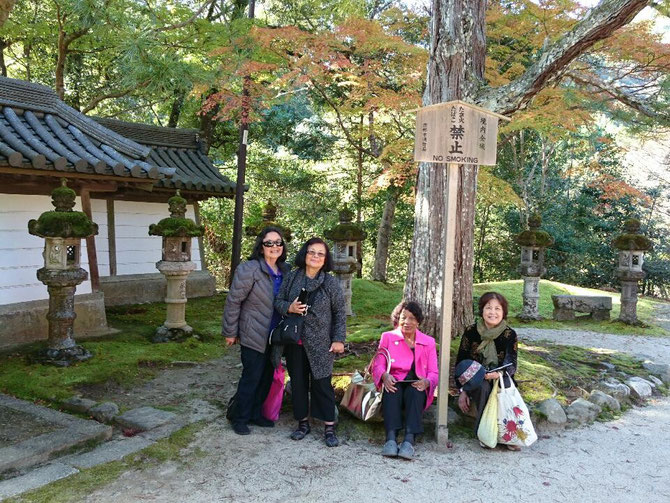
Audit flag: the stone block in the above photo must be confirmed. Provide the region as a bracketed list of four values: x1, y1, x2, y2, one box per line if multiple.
[63, 437, 153, 469]
[535, 398, 567, 424]
[0, 394, 112, 474]
[551, 295, 612, 321]
[566, 398, 601, 424]
[0, 463, 79, 500]
[90, 402, 119, 423]
[61, 396, 97, 414]
[115, 406, 177, 431]
[588, 390, 620, 412]
[642, 361, 670, 385]
[625, 377, 652, 400]
[0, 292, 115, 350]
[597, 380, 631, 402]
[100, 270, 216, 306]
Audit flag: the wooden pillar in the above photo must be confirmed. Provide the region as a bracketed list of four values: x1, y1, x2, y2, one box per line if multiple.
[79, 188, 100, 291]
[106, 198, 117, 276]
[435, 163, 459, 445]
[193, 200, 208, 271]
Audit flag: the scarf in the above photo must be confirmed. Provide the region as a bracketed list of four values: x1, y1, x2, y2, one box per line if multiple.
[476, 319, 507, 367]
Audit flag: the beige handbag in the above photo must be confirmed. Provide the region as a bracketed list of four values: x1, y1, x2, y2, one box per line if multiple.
[340, 347, 391, 422]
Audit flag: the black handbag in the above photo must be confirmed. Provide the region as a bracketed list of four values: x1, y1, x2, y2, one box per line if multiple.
[270, 273, 320, 346]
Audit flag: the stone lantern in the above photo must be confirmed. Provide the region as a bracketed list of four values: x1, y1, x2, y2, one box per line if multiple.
[245, 201, 292, 242]
[514, 214, 554, 321]
[149, 190, 205, 342]
[612, 218, 651, 324]
[324, 206, 368, 316]
[28, 179, 98, 366]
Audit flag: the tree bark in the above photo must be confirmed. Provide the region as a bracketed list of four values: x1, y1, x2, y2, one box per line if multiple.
[404, 0, 486, 339]
[405, 0, 651, 339]
[372, 186, 400, 282]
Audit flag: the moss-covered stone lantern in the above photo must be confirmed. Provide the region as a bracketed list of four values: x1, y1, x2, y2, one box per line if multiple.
[324, 206, 368, 316]
[27, 179, 98, 366]
[149, 190, 204, 342]
[612, 218, 651, 324]
[514, 214, 554, 321]
[245, 201, 292, 242]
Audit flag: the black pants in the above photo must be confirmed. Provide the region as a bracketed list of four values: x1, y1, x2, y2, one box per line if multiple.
[234, 345, 274, 425]
[382, 382, 427, 435]
[284, 344, 335, 422]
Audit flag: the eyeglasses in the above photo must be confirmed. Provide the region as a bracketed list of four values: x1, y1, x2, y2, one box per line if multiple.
[262, 240, 284, 248]
[307, 250, 326, 258]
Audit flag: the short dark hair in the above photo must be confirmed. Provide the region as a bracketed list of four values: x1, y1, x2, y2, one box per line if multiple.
[478, 291, 509, 319]
[293, 237, 333, 272]
[391, 300, 424, 328]
[249, 226, 287, 262]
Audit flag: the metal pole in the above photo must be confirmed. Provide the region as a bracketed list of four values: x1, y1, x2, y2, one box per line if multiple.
[229, 0, 255, 284]
[435, 162, 459, 446]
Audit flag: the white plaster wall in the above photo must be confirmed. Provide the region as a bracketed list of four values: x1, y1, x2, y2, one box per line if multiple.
[93, 199, 203, 277]
[0, 194, 93, 305]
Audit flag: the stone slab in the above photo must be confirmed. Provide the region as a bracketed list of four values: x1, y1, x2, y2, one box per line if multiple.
[0, 462, 79, 500]
[115, 406, 178, 431]
[61, 397, 97, 415]
[100, 270, 215, 306]
[0, 394, 112, 474]
[62, 436, 153, 469]
[0, 292, 116, 350]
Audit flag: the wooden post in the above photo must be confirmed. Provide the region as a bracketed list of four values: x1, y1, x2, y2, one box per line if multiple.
[80, 188, 100, 292]
[435, 162, 459, 445]
[193, 200, 208, 271]
[106, 199, 117, 276]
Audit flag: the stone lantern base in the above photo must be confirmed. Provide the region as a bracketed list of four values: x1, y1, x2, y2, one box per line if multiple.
[153, 260, 197, 343]
[32, 345, 92, 367]
[518, 276, 542, 321]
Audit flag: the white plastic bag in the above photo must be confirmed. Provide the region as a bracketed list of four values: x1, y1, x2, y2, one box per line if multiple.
[497, 374, 537, 447]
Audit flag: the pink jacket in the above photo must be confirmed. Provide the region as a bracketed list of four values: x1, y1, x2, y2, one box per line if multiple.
[371, 328, 439, 410]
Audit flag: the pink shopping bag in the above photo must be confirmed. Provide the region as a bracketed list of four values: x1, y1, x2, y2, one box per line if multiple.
[261, 366, 286, 421]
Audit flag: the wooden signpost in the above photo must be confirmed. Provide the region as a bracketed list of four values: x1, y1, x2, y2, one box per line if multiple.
[413, 100, 510, 445]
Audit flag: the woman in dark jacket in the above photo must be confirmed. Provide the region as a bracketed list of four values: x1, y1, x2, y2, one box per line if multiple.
[455, 291, 520, 450]
[222, 226, 290, 435]
[274, 237, 346, 447]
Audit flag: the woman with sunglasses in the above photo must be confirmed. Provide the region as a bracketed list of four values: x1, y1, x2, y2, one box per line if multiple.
[222, 226, 290, 435]
[274, 237, 346, 447]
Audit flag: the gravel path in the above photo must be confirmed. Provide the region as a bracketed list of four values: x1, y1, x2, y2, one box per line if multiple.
[80, 328, 670, 503]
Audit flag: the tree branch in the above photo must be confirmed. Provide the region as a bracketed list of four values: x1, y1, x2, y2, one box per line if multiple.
[566, 70, 670, 123]
[154, 0, 216, 32]
[81, 79, 151, 113]
[480, 0, 651, 115]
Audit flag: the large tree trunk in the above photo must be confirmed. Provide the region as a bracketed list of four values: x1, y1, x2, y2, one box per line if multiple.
[372, 186, 400, 282]
[404, 0, 486, 339]
[405, 0, 650, 339]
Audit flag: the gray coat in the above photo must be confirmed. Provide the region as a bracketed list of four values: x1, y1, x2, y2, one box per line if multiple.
[222, 259, 289, 353]
[274, 269, 346, 379]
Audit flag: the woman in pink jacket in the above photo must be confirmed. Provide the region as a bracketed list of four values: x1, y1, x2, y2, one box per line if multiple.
[372, 301, 439, 460]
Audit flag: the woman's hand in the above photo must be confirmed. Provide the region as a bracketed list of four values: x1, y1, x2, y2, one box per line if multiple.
[458, 391, 470, 413]
[288, 297, 307, 315]
[485, 371, 501, 381]
[225, 337, 238, 347]
[329, 342, 345, 354]
[382, 372, 397, 393]
[412, 378, 430, 392]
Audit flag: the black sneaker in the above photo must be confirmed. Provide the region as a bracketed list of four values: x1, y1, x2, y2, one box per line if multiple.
[232, 422, 250, 435]
[324, 430, 339, 447]
[250, 417, 275, 428]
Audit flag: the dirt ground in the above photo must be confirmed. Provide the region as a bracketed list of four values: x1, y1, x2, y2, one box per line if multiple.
[75, 328, 670, 503]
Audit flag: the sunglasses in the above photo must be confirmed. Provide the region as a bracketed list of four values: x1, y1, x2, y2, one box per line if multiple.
[307, 249, 326, 258]
[262, 240, 284, 248]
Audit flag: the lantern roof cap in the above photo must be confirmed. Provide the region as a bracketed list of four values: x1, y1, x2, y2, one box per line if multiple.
[324, 205, 367, 242]
[612, 218, 652, 251]
[149, 190, 204, 237]
[28, 179, 98, 238]
[515, 213, 554, 247]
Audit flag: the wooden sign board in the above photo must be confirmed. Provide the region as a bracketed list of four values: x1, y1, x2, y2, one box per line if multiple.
[414, 100, 509, 166]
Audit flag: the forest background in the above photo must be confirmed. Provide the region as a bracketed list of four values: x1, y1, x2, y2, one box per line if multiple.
[2, 0, 670, 317]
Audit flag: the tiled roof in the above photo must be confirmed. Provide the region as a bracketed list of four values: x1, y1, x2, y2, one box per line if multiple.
[0, 77, 173, 180]
[94, 118, 235, 195]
